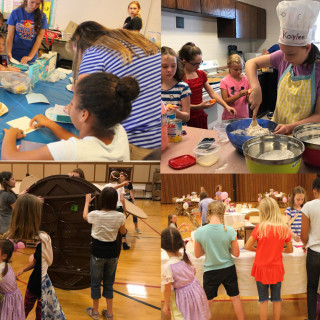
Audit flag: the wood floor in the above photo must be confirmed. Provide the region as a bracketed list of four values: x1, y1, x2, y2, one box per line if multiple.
[55, 199, 161, 320]
[161, 203, 308, 320]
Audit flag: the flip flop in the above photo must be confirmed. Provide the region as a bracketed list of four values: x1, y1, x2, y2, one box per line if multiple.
[102, 309, 113, 319]
[86, 307, 100, 319]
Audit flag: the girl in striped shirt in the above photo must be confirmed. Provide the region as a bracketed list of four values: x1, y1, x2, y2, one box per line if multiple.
[285, 186, 306, 242]
[161, 46, 191, 122]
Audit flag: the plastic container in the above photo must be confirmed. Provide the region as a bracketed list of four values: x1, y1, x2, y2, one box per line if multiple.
[0, 72, 31, 94]
[193, 142, 220, 166]
[161, 101, 168, 151]
[214, 122, 229, 143]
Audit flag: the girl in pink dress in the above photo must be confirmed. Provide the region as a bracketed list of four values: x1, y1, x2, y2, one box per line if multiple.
[161, 227, 211, 320]
[220, 54, 250, 120]
[0, 239, 25, 320]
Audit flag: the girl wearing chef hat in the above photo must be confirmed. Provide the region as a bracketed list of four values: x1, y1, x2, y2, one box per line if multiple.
[246, 0, 320, 135]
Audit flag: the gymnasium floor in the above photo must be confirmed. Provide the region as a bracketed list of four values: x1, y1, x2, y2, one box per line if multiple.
[55, 199, 161, 320]
[161, 203, 308, 320]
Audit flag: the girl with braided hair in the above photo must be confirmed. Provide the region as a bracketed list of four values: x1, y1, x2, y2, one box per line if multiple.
[194, 201, 245, 320]
[0, 239, 25, 319]
[161, 227, 210, 319]
[0, 172, 17, 234]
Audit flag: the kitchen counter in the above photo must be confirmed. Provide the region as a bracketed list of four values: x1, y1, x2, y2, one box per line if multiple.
[161, 126, 318, 174]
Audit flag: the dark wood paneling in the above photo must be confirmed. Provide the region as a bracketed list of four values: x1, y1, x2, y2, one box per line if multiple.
[220, 0, 236, 19]
[177, 0, 201, 12]
[161, 0, 176, 9]
[162, 174, 317, 204]
[257, 7, 266, 39]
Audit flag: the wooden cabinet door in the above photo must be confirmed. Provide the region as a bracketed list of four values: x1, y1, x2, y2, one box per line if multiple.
[236, 2, 257, 39]
[257, 7, 266, 39]
[219, 0, 236, 19]
[201, 0, 235, 18]
[161, 0, 176, 9]
[177, 0, 201, 12]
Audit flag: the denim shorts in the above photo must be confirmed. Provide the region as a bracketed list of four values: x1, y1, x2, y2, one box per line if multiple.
[256, 281, 282, 303]
[90, 255, 118, 300]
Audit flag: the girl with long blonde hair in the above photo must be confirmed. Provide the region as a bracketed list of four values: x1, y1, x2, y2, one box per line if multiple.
[194, 201, 245, 320]
[67, 21, 161, 157]
[245, 197, 293, 320]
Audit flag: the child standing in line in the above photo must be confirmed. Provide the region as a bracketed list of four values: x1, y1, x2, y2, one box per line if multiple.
[178, 42, 236, 129]
[220, 54, 250, 120]
[0, 239, 25, 320]
[168, 214, 189, 232]
[16, 240, 41, 320]
[161, 227, 211, 320]
[301, 174, 320, 320]
[285, 186, 306, 242]
[161, 46, 191, 122]
[194, 201, 245, 320]
[105, 171, 130, 250]
[4, 193, 66, 320]
[245, 197, 293, 320]
[84, 187, 127, 320]
[215, 184, 223, 201]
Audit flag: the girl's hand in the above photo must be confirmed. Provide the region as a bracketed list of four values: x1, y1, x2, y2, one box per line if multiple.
[248, 87, 262, 119]
[274, 124, 293, 135]
[3, 127, 26, 139]
[16, 269, 24, 279]
[20, 56, 32, 64]
[166, 104, 178, 111]
[7, 52, 12, 60]
[294, 234, 301, 242]
[30, 114, 52, 129]
[227, 106, 237, 117]
[7, 66, 21, 72]
[239, 90, 249, 97]
[200, 100, 215, 109]
[162, 304, 171, 315]
[85, 193, 95, 203]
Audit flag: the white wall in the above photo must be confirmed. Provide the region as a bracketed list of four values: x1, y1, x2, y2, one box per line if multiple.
[50, 0, 161, 59]
[161, 0, 280, 66]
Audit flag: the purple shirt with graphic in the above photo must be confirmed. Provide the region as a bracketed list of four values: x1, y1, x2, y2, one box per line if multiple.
[270, 50, 320, 101]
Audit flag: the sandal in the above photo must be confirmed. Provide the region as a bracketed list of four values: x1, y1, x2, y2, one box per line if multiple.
[102, 309, 113, 319]
[86, 307, 100, 320]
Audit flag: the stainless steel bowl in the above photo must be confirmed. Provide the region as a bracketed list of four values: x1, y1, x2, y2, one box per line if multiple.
[243, 135, 305, 166]
[293, 123, 320, 167]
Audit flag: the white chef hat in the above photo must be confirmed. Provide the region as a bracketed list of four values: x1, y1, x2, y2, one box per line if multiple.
[277, 0, 320, 46]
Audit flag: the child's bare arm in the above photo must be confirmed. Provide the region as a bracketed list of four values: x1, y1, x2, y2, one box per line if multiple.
[244, 236, 256, 252]
[83, 194, 94, 221]
[221, 88, 248, 104]
[283, 240, 293, 253]
[163, 282, 172, 315]
[16, 257, 36, 279]
[194, 240, 205, 258]
[230, 237, 240, 257]
[301, 213, 310, 245]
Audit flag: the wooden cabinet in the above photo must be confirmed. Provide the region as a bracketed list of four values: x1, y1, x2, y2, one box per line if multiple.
[177, 0, 201, 12]
[217, 2, 266, 39]
[161, 0, 176, 9]
[201, 0, 235, 19]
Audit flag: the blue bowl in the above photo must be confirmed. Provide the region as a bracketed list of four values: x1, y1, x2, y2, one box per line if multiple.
[226, 118, 278, 154]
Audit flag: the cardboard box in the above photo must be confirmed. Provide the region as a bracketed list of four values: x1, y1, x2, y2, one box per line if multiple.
[62, 21, 78, 41]
[28, 62, 40, 85]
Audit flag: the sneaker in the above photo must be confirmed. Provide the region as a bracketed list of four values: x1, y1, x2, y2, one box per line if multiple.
[135, 228, 142, 234]
[122, 242, 130, 250]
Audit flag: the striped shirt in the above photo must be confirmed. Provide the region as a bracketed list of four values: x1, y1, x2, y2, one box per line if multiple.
[285, 207, 302, 237]
[79, 45, 161, 149]
[161, 81, 191, 110]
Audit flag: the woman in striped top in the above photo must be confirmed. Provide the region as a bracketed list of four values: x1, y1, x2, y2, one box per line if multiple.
[68, 21, 160, 159]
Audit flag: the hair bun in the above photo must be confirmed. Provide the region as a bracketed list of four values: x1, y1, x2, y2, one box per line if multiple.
[116, 76, 140, 102]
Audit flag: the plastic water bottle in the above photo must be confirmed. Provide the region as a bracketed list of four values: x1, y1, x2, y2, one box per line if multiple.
[161, 101, 168, 151]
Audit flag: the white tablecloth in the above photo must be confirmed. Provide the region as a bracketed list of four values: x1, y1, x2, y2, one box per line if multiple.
[161, 240, 307, 296]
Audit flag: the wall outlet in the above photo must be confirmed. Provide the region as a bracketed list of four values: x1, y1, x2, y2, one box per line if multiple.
[176, 16, 184, 29]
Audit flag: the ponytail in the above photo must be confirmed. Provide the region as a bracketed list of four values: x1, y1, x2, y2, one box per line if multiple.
[0, 240, 14, 277]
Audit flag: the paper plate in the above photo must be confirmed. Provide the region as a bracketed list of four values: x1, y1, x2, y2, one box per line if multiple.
[168, 155, 196, 170]
[66, 84, 73, 92]
[0, 102, 8, 116]
[45, 107, 72, 124]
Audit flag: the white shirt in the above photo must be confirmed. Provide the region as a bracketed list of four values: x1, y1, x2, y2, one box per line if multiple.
[87, 210, 126, 241]
[39, 232, 53, 278]
[302, 199, 320, 252]
[47, 125, 130, 161]
[104, 182, 125, 207]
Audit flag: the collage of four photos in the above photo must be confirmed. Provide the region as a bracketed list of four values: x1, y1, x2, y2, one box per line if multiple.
[0, 0, 319, 319]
